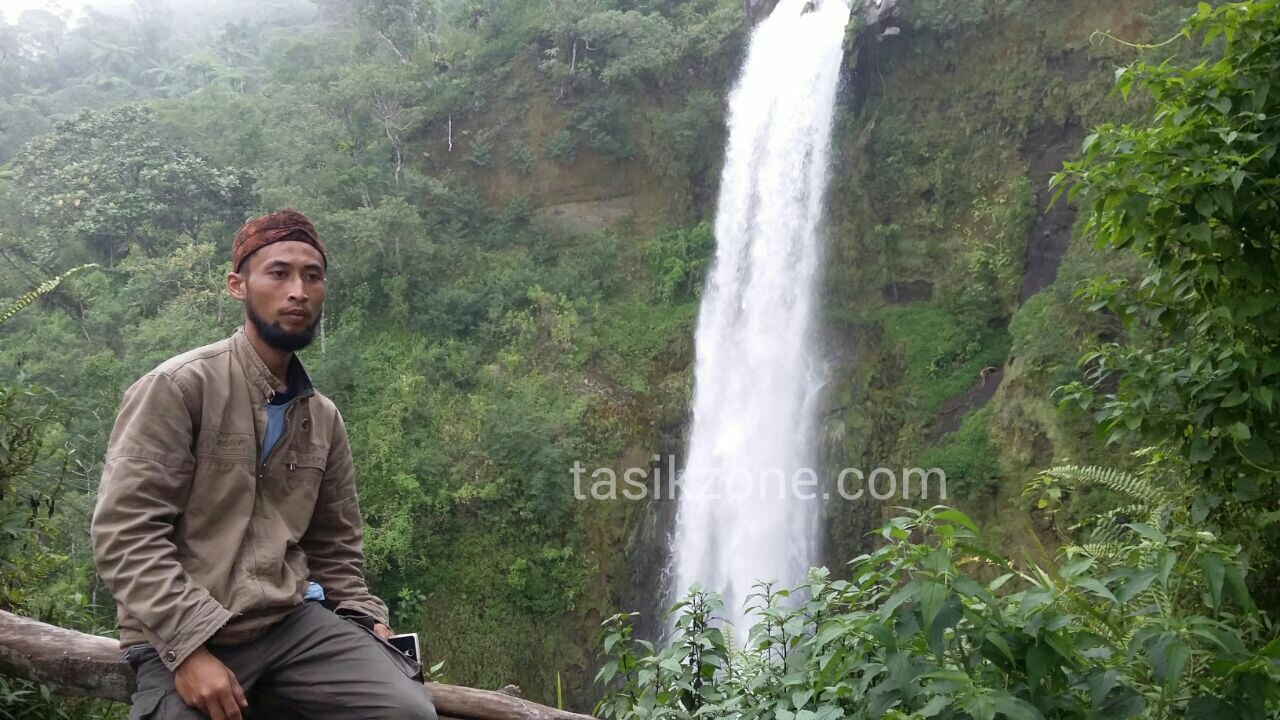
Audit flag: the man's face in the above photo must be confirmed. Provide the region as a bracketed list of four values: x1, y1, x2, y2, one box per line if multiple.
[228, 241, 327, 353]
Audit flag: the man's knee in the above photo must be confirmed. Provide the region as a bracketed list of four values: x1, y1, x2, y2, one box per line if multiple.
[414, 696, 439, 720]
[396, 682, 437, 720]
[352, 676, 435, 720]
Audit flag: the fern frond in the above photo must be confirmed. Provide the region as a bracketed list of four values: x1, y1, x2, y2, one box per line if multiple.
[1041, 465, 1174, 507]
[1077, 540, 1128, 560]
[1069, 504, 1149, 533]
[0, 264, 97, 326]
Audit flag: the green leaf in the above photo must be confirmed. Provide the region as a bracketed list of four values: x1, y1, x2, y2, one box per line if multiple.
[934, 508, 979, 532]
[1026, 641, 1057, 688]
[918, 695, 951, 717]
[1114, 569, 1157, 603]
[1126, 520, 1167, 543]
[658, 658, 683, 675]
[1223, 564, 1254, 611]
[1073, 577, 1117, 604]
[984, 632, 1016, 663]
[1239, 435, 1274, 465]
[880, 580, 920, 619]
[594, 659, 619, 685]
[1198, 550, 1228, 607]
[792, 689, 813, 709]
[1195, 193, 1216, 218]
[1145, 633, 1190, 689]
[1185, 697, 1242, 720]
[921, 582, 948, 630]
[992, 694, 1046, 720]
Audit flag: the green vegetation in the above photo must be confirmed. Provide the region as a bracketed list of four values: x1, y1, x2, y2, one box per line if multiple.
[1056, 0, 1280, 587]
[0, 0, 741, 710]
[875, 305, 1010, 416]
[818, 0, 1207, 563]
[1, 0, 1276, 716]
[600, 3, 1280, 718]
[0, 274, 125, 719]
[598, 505, 1278, 719]
[920, 408, 1001, 502]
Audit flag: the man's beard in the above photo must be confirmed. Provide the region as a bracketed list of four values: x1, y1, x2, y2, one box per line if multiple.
[246, 302, 321, 353]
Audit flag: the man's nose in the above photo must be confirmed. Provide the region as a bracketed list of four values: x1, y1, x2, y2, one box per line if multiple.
[286, 275, 307, 301]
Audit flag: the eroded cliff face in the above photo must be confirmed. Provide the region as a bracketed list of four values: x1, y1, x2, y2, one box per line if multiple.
[818, 0, 1165, 563]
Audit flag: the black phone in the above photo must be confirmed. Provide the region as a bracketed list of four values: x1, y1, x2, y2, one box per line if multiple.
[387, 632, 421, 664]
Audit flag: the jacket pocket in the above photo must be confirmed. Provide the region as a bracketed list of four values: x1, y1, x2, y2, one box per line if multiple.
[128, 688, 166, 720]
[125, 644, 158, 670]
[286, 451, 327, 484]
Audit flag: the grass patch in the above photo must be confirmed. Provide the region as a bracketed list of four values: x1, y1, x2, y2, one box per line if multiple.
[875, 303, 1011, 415]
[592, 298, 698, 395]
[921, 407, 1001, 502]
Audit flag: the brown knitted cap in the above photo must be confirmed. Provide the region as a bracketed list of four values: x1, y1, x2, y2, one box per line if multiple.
[232, 209, 327, 273]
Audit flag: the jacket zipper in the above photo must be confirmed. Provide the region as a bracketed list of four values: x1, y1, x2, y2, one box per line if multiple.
[261, 391, 309, 471]
[251, 389, 306, 614]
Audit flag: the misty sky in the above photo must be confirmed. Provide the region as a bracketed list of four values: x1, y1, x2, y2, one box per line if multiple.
[3, 0, 103, 21]
[2, 0, 317, 27]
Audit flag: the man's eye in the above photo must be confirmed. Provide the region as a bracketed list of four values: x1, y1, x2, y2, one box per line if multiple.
[270, 271, 287, 279]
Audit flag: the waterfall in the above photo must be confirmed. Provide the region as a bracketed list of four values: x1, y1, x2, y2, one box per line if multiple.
[670, 0, 851, 637]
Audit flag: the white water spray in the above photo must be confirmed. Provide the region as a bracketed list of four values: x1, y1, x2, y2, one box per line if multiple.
[670, 0, 851, 637]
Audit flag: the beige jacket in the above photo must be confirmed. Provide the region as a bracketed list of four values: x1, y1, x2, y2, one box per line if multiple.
[91, 328, 388, 671]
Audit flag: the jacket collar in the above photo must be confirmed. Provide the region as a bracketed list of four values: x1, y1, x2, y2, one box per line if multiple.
[231, 327, 316, 402]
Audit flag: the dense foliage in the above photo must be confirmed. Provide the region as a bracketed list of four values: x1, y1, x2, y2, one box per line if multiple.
[597, 2, 1280, 718]
[1058, 0, 1280, 565]
[0, 0, 740, 708]
[1, 0, 1276, 716]
[598, 506, 1278, 719]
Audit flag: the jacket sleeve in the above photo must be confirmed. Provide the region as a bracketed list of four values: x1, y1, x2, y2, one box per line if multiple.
[91, 372, 235, 672]
[300, 411, 390, 626]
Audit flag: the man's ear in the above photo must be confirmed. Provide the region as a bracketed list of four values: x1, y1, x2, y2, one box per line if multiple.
[227, 270, 248, 301]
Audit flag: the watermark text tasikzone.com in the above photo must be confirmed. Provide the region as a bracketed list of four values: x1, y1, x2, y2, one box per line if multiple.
[570, 457, 947, 501]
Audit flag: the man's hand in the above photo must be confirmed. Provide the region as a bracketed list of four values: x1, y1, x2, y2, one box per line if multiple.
[173, 647, 248, 720]
[373, 622, 393, 640]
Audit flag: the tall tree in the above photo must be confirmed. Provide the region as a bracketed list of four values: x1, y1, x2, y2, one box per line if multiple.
[7, 105, 256, 269]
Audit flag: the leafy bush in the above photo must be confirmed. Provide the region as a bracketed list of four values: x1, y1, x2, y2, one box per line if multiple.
[466, 128, 496, 167]
[597, 506, 1280, 719]
[509, 140, 536, 174]
[575, 96, 632, 161]
[546, 127, 578, 164]
[575, 10, 680, 87]
[643, 224, 715, 304]
[0, 286, 122, 720]
[1056, 1, 1280, 576]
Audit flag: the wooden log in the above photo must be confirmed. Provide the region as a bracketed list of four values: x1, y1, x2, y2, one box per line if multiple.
[425, 683, 594, 720]
[0, 611, 596, 720]
[0, 609, 133, 701]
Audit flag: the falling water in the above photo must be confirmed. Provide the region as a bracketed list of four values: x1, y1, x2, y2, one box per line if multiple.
[670, 0, 851, 637]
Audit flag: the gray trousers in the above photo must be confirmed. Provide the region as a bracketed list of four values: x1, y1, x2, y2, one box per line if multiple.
[126, 602, 437, 720]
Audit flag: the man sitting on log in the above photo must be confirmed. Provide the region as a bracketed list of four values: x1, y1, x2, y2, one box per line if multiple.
[90, 210, 437, 720]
